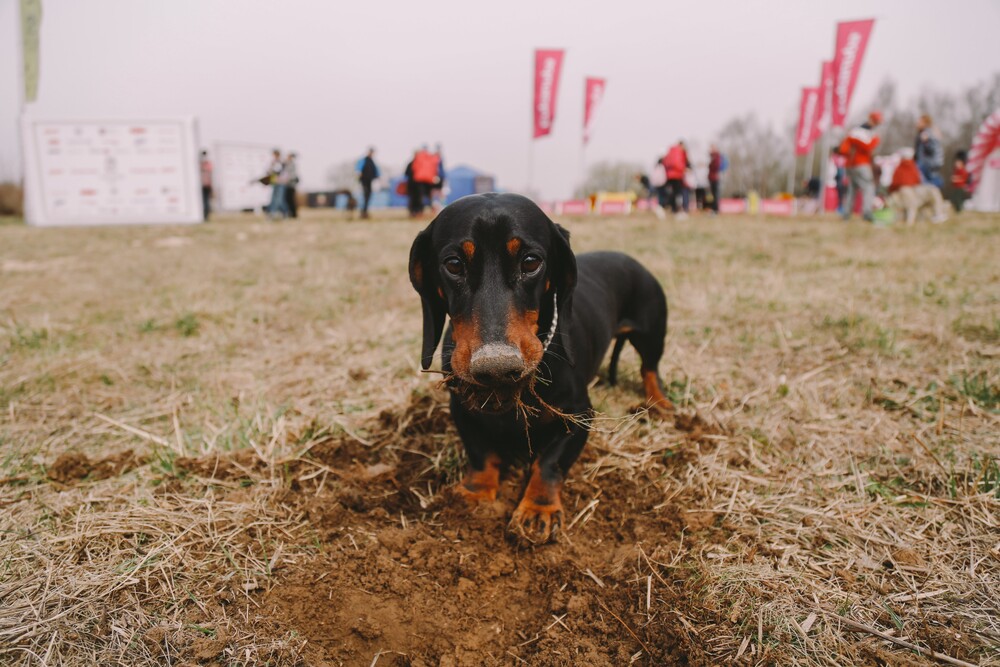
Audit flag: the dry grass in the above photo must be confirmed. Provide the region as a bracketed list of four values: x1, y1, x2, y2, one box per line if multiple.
[1, 209, 998, 666]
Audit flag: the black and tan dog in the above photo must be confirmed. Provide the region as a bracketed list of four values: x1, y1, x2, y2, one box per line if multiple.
[409, 193, 672, 542]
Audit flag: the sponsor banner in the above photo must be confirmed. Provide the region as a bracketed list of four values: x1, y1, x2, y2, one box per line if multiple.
[533, 49, 565, 139]
[597, 200, 629, 215]
[814, 60, 834, 139]
[831, 19, 875, 128]
[795, 87, 820, 156]
[557, 199, 590, 215]
[583, 77, 606, 145]
[214, 142, 274, 211]
[718, 198, 748, 214]
[760, 199, 795, 216]
[21, 117, 202, 226]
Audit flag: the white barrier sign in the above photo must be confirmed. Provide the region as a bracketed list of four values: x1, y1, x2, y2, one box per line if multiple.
[214, 142, 274, 212]
[21, 117, 202, 226]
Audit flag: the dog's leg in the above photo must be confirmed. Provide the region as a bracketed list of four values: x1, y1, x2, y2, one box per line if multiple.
[608, 335, 627, 386]
[641, 367, 675, 415]
[451, 398, 502, 503]
[456, 453, 501, 503]
[625, 330, 675, 416]
[510, 423, 588, 542]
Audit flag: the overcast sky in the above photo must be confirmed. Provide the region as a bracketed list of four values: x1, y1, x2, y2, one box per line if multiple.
[2, 0, 999, 199]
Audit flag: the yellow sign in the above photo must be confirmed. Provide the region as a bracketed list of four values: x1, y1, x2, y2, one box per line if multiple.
[21, 0, 42, 103]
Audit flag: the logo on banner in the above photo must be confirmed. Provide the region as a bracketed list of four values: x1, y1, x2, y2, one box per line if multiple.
[534, 49, 565, 139]
[796, 87, 819, 155]
[814, 60, 834, 139]
[831, 20, 875, 127]
[583, 77, 606, 145]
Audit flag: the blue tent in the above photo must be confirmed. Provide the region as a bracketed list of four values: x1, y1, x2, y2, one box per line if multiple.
[387, 164, 496, 207]
[445, 165, 496, 203]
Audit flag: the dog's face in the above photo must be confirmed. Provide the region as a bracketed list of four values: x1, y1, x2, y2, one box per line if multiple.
[409, 194, 576, 397]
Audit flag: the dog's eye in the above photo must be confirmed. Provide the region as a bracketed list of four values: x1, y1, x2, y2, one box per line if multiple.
[521, 255, 542, 275]
[443, 257, 464, 276]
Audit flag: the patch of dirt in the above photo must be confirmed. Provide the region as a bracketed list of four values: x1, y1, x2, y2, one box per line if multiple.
[160, 393, 721, 664]
[673, 411, 723, 441]
[47, 449, 147, 484]
[175, 448, 264, 481]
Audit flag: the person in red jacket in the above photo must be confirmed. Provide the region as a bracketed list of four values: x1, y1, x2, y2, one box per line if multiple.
[888, 151, 922, 193]
[886, 147, 947, 224]
[949, 151, 972, 213]
[838, 111, 882, 222]
[408, 146, 440, 217]
[662, 141, 690, 217]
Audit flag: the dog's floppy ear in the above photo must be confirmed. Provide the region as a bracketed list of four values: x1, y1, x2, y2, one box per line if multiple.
[409, 220, 447, 370]
[548, 220, 578, 366]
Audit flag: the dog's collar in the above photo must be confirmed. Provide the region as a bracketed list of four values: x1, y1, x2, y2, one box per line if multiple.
[541, 291, 558, 356]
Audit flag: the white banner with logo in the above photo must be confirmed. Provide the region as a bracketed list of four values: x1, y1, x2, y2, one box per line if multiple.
[214, 142, 274, 212]
[22, 116, 202, 226]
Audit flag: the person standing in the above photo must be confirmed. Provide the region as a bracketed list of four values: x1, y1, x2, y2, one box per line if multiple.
[829, 148, 848, 214]
[411, 146, 438, 216]
[405, 150, 421, 218]
[662, 140, 690, 217]
[265, 148, 288, 220]
[838, 111, 882, 222]
[949, 150, 972, 213]
[914, 114, 944, 189]
[707, 144, 723, 214]
[431, 143, 446, 211]
[199, 149, 213, 221]
[283, 152, 299, 219]
[357, 147, 379, 219]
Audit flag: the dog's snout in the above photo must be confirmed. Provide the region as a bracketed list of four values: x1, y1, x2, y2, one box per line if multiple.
[470, 344, 525, 384]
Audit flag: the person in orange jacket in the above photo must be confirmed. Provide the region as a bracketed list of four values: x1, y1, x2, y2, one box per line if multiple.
[838, 111, 882, 222]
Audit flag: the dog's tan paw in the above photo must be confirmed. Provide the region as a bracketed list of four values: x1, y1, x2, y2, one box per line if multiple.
[509, 497, 563, 543]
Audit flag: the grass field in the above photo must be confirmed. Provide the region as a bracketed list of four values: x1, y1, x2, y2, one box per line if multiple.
[1, 209, 998, 666]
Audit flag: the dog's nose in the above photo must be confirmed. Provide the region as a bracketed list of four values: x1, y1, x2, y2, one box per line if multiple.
[470, 344, 525, 384]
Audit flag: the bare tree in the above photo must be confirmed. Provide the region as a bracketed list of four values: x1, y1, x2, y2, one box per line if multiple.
[717, 113, 791, 197]
[325, 160, 359, 191]
[574, 161, 645, 197]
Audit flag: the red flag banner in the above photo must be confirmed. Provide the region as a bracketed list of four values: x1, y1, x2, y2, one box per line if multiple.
[583, 77, 606, 145]
[795, 87, 820, 156]
[831, 19, 875, 128]
[533, 49, 565, 139]
[814, 60, 834, 140]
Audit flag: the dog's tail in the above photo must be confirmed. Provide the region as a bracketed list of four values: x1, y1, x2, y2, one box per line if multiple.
[608, 335, 628, 386]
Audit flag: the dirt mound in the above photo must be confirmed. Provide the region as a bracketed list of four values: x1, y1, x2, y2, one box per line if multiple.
[264, 473, 707, 666]
[47, 449, 147, 484]
[244, 394, 718, 664]
[155, 392, 714, 664]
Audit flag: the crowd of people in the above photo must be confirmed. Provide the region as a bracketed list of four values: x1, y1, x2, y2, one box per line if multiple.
[833, 111, 973, 224]
[637, 142, 727, 219]
[196, 116, 973, 226]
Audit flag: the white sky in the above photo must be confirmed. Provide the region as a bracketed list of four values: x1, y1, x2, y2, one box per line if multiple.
[2, 0, 999, 199]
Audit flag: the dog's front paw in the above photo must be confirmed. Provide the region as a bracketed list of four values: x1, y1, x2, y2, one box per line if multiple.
[453, 456, 501, 504]
[453, 480, 497, 504]
[509, 497, 563, 543]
